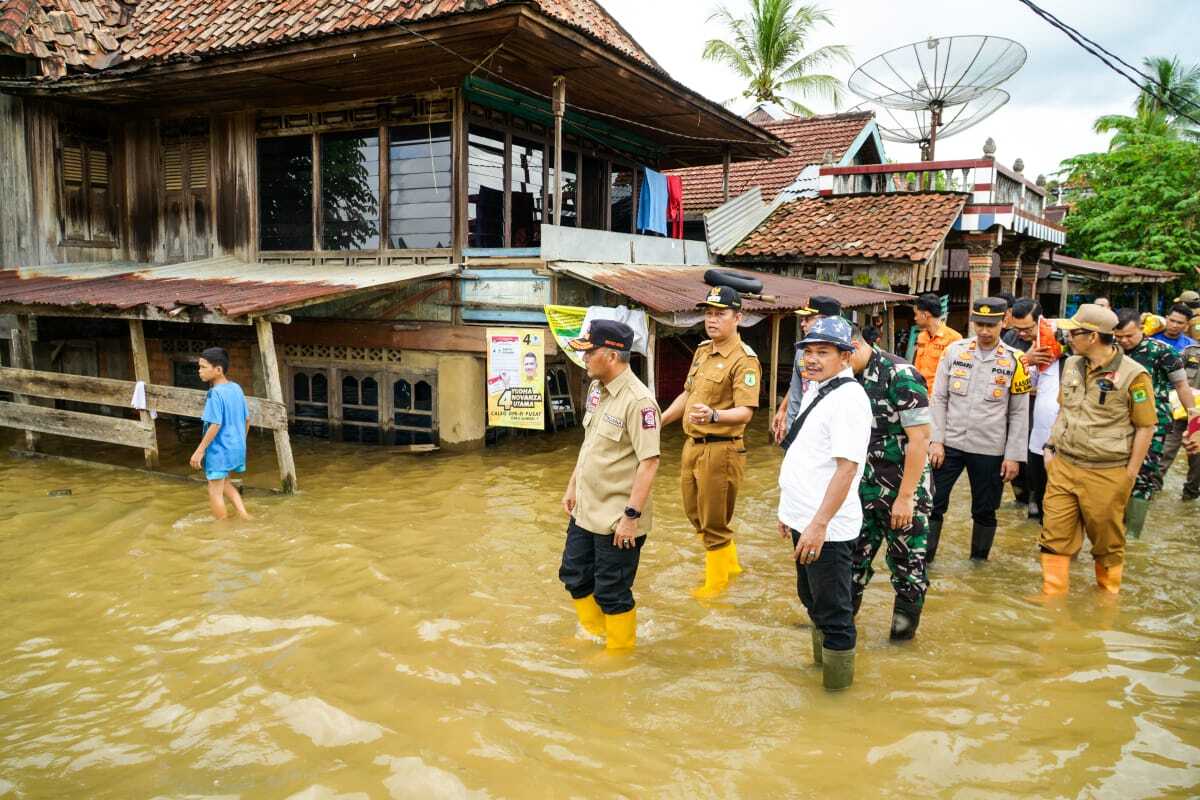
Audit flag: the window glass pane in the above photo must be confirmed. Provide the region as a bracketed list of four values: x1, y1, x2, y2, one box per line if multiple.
[311, 373, 328, 404]
[546, 150, 577, 228]
[295, 402, 327, 419]
[468, 127, 505, 248]
[321, 130, 380, 250]
[610, 166, 635, 233]
[393, 379, 412, 410]
[258, 135, 313, 250]
[397, 412, 433, 429]
[293, 372, 310, 402]
[580, 156, 605, 230]
[414, 381, 433, 412]
[344, 407, 379, 424]
[510, 137, 544, 247]
[388, 123, 452, 249]
[361, 377, 379, 407]
[342, 375, 359, 406]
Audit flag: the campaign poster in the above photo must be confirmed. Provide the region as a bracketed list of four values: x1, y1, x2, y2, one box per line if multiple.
[487, 328, 545, 429]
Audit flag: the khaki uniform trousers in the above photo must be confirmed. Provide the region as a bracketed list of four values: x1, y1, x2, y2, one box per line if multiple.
[1039, 456, 1135, 568]
[681, 439, 745, 551]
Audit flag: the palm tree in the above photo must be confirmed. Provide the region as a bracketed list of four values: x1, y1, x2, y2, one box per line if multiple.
[1095, 55, 1200, 146]
[702, 0, 851, 117]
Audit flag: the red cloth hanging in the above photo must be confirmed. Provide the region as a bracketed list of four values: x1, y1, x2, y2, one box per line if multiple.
[666, 175, 684, 239]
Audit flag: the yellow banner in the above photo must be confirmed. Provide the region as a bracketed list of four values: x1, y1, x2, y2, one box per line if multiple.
[486, 328, 546, 430]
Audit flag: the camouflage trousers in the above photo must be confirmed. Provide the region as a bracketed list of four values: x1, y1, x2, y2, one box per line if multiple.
[1134, 424, 1168, 501]
[852, 473, 932, 609]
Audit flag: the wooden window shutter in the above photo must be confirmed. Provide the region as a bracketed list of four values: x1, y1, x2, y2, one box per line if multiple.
[163, 140, 184, 192]
[62, 144, 85, 186]
[187, 140, 208, 191]
[87, 147, 109, 188]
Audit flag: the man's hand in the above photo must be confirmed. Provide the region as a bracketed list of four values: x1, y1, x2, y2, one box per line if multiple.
[562, 484, 576, 516]
[793, 521, 828, 565]
[614, 516, 638, 550]
[1022, 345, 1054, 368]
[772, 402, 789, 444]
[778, 520, 791, 540]
[1001, 460, 1020, 482]
[1185, 429, 1200, 455]
[688, 403, 714, 426]
[189, 448, 205, 470]
[890, 493, 916, 531]
[929, 442, 945, 469]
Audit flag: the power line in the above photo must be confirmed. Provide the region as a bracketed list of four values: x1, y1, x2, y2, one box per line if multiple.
[1016, 0, 1200, 129]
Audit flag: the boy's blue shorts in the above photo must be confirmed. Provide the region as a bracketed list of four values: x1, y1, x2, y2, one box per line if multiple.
[206, 465, 246, 481]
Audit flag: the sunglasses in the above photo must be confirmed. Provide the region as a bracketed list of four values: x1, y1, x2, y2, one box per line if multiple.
[1067, 328, 1094, 338]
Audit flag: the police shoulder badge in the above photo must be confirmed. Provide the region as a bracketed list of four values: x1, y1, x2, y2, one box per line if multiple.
[744, 372, 757, 387]
[641, 407, 658, 429]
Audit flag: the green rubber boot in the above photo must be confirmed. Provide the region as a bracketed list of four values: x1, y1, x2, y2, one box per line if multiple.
[821, 647, 855, 692]
[811, 627, 824, 665]
[1124, 496, 1151, 540]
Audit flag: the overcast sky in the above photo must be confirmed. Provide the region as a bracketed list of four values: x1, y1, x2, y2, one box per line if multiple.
[598, 0, 1195, 179]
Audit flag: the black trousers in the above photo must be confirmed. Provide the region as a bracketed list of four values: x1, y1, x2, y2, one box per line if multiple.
[931, 447, 1005, 528]
[791, 530, 856, 652]
[558, 518, 645, 615]
[1027, 450, 1047, 517]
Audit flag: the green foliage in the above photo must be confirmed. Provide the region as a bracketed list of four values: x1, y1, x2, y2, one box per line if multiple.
[702, 0, 851, 116]
[1060, 133, 1200, 281]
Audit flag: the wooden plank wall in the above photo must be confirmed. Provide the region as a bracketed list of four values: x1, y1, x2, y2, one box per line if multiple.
[0, 95, 37, 266]
[211, 111, 257, 262]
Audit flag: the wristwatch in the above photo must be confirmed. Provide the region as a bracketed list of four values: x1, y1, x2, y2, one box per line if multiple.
[710, 409, 720, 424]
[623, 506, 642, 519]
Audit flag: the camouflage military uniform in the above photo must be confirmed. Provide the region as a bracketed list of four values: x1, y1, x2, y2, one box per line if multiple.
[852, 349, 934, 610]
[1126, 337, 1185, 499]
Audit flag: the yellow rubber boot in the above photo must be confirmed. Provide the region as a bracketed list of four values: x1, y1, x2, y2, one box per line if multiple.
[572, 595, 606, 638]
[692, 548, 731, 598]
[1094, 561, 1123, 594]
[1041, 553, 1071, 596]
[726, 540, 743, 575]
[604, 609, 636, 650]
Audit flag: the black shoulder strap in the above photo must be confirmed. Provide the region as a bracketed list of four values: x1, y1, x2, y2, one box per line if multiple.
[781, 376, 854, 451]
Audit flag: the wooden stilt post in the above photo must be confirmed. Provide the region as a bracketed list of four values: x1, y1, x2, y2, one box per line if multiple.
[722, 147, 732, 204]
[9, 314, 38, 451]
[645, 317, 657, 399]
[769, 312, 781, 425]
[127, 319, 159, 468]
[255, 317, 297, 494]
[1150, 284, 1160, 315]
[552, 75, 566, 227]
[884, 303, 896, 354]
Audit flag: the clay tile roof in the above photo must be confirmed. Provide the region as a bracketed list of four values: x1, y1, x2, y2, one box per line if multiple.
[732, 193, 967, 264]
[667, 112, 875, 216]
[4, 0, 660, 79]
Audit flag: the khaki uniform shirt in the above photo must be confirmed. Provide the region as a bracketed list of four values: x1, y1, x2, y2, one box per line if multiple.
[931, 337, 1032, 461]
[681, 336, 762, 438]
[1052, 349, 1156, 467]
[1189, 311, 1200, 342]
[574, 368, 661, 536]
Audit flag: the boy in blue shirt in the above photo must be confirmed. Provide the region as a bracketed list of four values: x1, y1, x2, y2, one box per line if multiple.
[189, 347, 251, 520]
[1152, 304, 1198, 351]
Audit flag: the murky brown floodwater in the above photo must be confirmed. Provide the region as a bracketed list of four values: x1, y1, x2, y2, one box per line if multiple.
[1, 418, 1198, 799]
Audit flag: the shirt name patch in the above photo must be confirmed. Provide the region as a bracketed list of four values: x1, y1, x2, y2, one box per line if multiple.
[603, 413, 624, 428]
[641, 408, 658, 429]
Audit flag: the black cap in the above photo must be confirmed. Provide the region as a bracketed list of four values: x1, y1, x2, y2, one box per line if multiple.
[913, 293, 942, 315]
[795, 295, 841, 317]
[568, 319, 634, 352]
[971, 297, 1008, 324]
[697, 285, 742, 310]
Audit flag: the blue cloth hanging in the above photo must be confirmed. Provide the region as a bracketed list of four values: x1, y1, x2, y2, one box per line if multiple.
[637, 167, 668, 236]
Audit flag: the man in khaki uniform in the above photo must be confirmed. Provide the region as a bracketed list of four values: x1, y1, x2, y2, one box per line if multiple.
[559, 320, 660, 649]
[662, 285, 762, 598]
[1039, 305, 1156, 595]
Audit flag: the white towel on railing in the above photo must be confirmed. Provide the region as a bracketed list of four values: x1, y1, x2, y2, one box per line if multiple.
[130, 381, 157, 419]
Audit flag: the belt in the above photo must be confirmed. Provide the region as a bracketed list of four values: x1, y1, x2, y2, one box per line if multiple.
[690, 435, 742, 444]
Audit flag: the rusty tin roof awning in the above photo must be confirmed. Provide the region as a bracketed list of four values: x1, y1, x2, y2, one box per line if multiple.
[0, 256, 459, 324]
[1045, 253, 1181, 284]
[550, 262, 913, 327]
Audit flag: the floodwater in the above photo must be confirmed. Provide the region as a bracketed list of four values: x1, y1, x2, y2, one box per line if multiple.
[1, 419, 1198, 799]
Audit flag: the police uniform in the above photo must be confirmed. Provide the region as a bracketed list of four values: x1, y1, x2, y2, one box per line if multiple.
[929, 298, 1031, 562]
[558, 320, 660, 649]
[1161, 342, 1200, 500]
[851, 348, 933, 640]
[1039, 305, 1157, 594]
[681, 285, 761, 597]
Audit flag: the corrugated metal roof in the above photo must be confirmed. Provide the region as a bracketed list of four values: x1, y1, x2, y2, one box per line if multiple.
[705, 188, 788, 257]
[1048, 254, 1180, 282]
[0, 256, 458, 320]
[550, 262, 912, 314]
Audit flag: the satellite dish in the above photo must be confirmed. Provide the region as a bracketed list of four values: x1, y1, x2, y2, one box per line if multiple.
[853, 88, 1010, 161]
[848, 35, 1026, 159]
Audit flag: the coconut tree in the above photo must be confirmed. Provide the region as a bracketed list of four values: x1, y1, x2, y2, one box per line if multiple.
[1095, 55, 1200, 146]
[702, 0, 851, 116]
